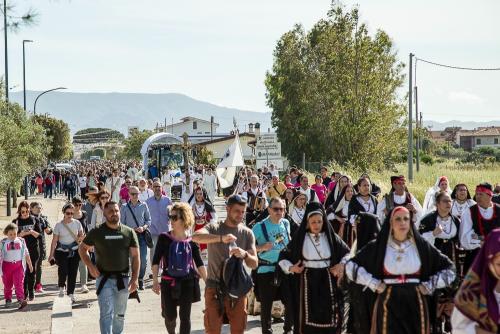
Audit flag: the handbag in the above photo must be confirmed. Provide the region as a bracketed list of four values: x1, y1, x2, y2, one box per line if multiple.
[127, 203, 154, 248]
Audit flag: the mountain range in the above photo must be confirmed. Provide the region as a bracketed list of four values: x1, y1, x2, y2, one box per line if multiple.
[9, 91, 273, 135]
[8, 91, 499, 134]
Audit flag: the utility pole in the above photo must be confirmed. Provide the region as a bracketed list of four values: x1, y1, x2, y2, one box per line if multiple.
[415, 86, 420, 172]
[210, 116, 214, 141]
[4, 0, 10, 216]
[408, 53, 414, 182]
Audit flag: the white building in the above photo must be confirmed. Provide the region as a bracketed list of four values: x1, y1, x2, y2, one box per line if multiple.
[166, 117, 219, 141]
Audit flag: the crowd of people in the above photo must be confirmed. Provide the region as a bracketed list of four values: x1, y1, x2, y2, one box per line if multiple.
[2, 161, 500, 334]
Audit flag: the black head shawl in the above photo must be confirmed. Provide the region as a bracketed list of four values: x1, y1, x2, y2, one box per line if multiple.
[328, 184, 355, 214]
[451, 183, 472, 200]
[353, 212, 381, 253]
[287, 202, 349, 267]
[350, 208, 453, 282]
[324, 175, 349, 209]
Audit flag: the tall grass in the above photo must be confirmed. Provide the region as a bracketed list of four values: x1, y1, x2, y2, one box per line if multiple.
[313, 161, 500, 203]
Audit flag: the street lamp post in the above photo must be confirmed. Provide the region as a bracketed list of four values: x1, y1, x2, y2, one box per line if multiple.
[23, 39, 33, 111]
[33, 87, 67, 115]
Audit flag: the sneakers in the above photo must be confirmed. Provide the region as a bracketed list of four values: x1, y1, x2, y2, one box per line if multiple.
[59, 287, 65, 297]
[5, 299, 12, 307]
[35, 283, 44, 293]
[28, 295, 35, 302]
[138, 280, 144, 291]
[80, 285, 89, 294]
[69, 294, 76, 304]
[18, 300, 28, 310]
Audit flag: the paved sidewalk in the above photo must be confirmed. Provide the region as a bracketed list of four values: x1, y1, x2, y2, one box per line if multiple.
[0, 194, 66, 334]
[0, 195, 282, 333]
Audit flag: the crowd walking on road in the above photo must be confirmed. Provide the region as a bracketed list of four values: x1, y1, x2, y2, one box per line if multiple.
[3, 161, 500, 334]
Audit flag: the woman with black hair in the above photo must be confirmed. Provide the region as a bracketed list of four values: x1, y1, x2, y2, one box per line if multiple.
[450, 184, 475, 219]
[346, 206, 455, 334]
[326, 183, 355, 246]
[324, 175, 351, 210]
[279, 202, 350, 333]
[191, 187, 217, 253]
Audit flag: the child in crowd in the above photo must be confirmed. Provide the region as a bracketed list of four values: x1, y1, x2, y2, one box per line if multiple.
[0, 223, 34, 310]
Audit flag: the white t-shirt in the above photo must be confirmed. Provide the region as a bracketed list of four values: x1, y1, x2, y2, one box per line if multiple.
[54, 220, 83, 245]
[78, 176, 87, 188]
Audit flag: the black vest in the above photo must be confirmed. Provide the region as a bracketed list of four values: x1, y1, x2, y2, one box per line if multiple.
[470, 204, 500, 237]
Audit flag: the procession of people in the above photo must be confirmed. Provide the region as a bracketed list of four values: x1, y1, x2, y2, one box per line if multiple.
[2, 161, 500, 334]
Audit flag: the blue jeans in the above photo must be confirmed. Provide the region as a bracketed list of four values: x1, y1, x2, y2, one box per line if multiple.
[96, 276, 130, 334]
[138, 235, 147, 281]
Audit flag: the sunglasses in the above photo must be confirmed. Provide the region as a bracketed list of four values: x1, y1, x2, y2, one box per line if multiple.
[129, 192, 139, 196]
[394, 181, 405, 185]
[168, 215, 178, 221]
[271, 207, 285, 212]
[20, 210, 29, 215]
[393, 216, 410, 222]
[153, 185, 161, 188]
[65, 211, 74, 216]
[100, 196, 110, 200]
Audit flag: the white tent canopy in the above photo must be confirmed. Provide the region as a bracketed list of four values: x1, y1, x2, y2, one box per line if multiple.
[216, 134, 244, 189]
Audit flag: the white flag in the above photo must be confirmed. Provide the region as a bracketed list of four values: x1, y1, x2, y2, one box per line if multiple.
[216, 134, 244, 189]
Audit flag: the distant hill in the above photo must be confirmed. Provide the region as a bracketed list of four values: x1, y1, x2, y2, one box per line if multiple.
[9, 91, 273, 135]
[423, 120, 500, 131]
[9, 91, 499, 134]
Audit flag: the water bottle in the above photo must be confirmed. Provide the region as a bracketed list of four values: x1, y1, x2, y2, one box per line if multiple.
[229, 241, 237, 252]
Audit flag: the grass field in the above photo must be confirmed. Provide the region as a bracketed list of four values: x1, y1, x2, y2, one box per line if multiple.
[315, 161, 500, 203]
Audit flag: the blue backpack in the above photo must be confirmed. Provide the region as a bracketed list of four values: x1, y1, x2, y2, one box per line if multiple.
[165, 233, 193, 278]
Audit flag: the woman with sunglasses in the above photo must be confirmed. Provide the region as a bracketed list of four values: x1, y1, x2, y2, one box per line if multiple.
[72, 197, 90, 294]
[13, 201, 42, 301]
[152, 203, 206, 334]
[49, 203, 84, 303]
[88, 190, 111, 230]
[346, 207, 455, 334]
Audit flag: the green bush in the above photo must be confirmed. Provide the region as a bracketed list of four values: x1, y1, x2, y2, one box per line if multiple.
[421, 154, 434, 165]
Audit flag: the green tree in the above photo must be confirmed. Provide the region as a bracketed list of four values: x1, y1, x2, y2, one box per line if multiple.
[0, 100, 48, 196]
[81, 148, 107, 160]
[33, 115, 72, 161]
[73, 128, 125, 144]
[120, 130, 153, 160]
[265, 3, 406, 171]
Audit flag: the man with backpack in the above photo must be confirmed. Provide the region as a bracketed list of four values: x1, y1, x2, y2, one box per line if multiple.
[78, 201, 139, 334]
[252, 197, 293, 334]
[192, 194, 258, 334]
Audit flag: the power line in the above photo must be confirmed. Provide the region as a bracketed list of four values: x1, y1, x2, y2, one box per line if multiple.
[415, 57, 500, 71]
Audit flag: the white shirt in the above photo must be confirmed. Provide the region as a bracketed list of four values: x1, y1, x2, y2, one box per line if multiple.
[138, 188, 154, 202]
[377, 192, 423, 226]
[459, 205, 494, 250]
[78, 176, 87, 188]
[279, 232, 331, 273]
[298, 187, 320, 203]
[421, 215, 458, 245]
[290, 207, 305, 225]
[451, 199, 475, 218]
[2, 238, 25, 262]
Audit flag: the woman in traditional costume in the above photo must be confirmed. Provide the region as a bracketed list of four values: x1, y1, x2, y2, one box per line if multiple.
[289, 193, 307, 226]
[325, 175, 351, 210]
[346, 206, 455, 334]
[327, 184, 354, 246]
[279, 202, 350, 334]
[450, 184, 475, 219]
[452, 228, 500, 334]
[423, 176, 452, 214]
[418, 191, 461, 333]
[191, 187, 216, 252]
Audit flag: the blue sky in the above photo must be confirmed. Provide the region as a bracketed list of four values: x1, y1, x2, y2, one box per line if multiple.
[3, 0, 500, 122]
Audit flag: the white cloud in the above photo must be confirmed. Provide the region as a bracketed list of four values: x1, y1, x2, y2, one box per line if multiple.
[448, 91, 485, 104]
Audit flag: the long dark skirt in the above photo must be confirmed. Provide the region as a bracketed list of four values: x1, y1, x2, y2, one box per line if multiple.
[349, 283, 376, 334]
[299, 267, 343, 334]
[329, 219, 354, 248]
[371, 284, 429, 334]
